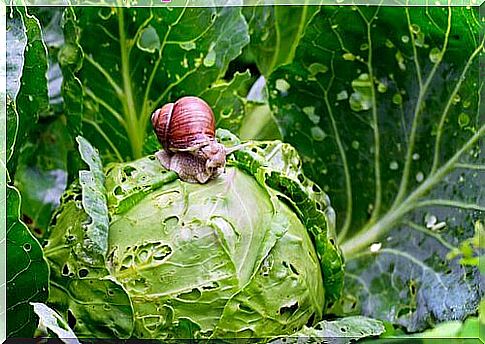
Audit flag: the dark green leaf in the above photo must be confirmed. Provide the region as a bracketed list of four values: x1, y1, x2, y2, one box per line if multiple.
[59, 7, 83, 135]
[7, 185, 49, 338]
[15, 118, 71, 239]
[268, 6, 483, 331]
[244, 4, 318, 76]
[7, 7, 50, 175]
[73, 4, 249, 161]
[6, 97, 18, 164]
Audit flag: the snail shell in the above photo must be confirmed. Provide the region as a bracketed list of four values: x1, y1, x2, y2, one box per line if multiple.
[151, 96, 216, 152]
[151, 96, 226, 183]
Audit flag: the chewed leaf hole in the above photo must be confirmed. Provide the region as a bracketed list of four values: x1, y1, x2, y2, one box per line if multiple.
[78, 268, 89, 278]
[114, 186, 123, 196]
[340, 327, 348, 333]
[62, 264, 70, 276]
[202, 282, 219, 290]
[123, 165, 137, 177]
[67, 309, 76, 329]
[278, 302, 299, 316]
[177, 288, 201, 300]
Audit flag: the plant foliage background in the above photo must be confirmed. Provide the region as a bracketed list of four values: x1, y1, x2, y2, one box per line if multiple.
[5, 2, 484, 340]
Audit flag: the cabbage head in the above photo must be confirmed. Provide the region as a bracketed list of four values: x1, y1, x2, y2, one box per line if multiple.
[43, 131, 344, 339]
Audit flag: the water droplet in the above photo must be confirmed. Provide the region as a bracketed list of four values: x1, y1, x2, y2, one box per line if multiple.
[463, 99, 471, 108]
[458, 113, 470, 128]
[311, 126, 326, 141]
[28, 95, 33, 102]
[432, 222, 447, 231]
[275, 79, 291, 96]
[410, 24, 420, 34]
[452, 94, 461, 104]
[370, 242, 382, 253]
[429, 48, 442, 63]
[389, 161, 399, 170]
[342, 53, 355, 61]
[360, 43, 369, 51]
[395, 51, 406, 71]
[392, 93, 403, 105]
[377, 82, 387, 93]
[385, 39, 394, 48]
[351, 141, 360, 149]
[203, 43, 216, 67]
[416, 171, 424, 182]
[308, 63, 328, 76]
[337, 90, 348, 100]
[425, 214, 437, 228]
[412, 153, 420, 160]
[349, 74, 372, 112]
[180, 41, 196, 51]
[401, 35, 409, 43]
[303, 106, 319, 124]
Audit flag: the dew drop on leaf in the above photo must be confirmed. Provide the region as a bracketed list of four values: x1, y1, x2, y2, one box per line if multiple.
[452, 94, 461, 104]
[412, 153, 420, 160]
[308, 63, 328, 76]
[429, 47, 442, 63]
[415, 171, 424, 182]
[377, 82, 387, 93]
[343, 53, 356, 61]
[392, 93, 403, 105]
[180, 41, 196, 51]
[410, 24, 420, 34]
[458, 113, 470, 128]
[275, 79, 291, 95]
[337, 90, 348, 100]
[401, 35, 409, 43]
[389, 161, 399, 170]
[311, 126, 326, 141]
[351, 140, 360, 149]
[203, 43, 217, 67]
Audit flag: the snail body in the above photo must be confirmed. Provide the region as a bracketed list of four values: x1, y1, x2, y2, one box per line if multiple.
[151, 96, 227, 183]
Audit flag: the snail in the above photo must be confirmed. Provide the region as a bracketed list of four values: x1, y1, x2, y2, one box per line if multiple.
[151, 96, 245, 184]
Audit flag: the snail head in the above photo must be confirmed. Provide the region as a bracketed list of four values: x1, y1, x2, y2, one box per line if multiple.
[200, 140, 226, 176]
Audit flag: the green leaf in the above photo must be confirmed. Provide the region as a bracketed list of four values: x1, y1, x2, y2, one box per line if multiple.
[76, 136, 109, 263]
[7, 185, 49, 338]
[244, 4, 318, 76]
[7, 7, 50, 174]
[31, 302, 79, 343]
[220, 130, 344, 304]
[270, 316, 384, 343]
[59, 7, 83, 135]
[268, 6, 483, 331]
[15, 118, 71, 239]
[44, 183, 134, 338]
[6, 97, 18, 164]
[72, 3, 249, 161]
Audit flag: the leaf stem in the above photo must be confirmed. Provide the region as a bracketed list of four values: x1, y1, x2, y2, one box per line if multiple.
[341, 123, 484, 259]
[117, 7, 143, 159]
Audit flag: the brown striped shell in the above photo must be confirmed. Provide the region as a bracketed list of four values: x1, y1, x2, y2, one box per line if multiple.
[151, 96, 216, 152]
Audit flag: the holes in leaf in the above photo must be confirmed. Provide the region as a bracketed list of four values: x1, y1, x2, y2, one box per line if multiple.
[297, 174, 305, 183]
[78, 268, 89, 278]
[148, 155, 156, 161]
[62, 264, 70, 276]
[123, 166, 136, 177]
[239, 304, 252, 313]
[67, 309, 76, 329]
[107, 289, 115, 296]
[23, 243, 31, 252]
[259, 143, 268, 149]
[202, 282, 219, 290]
[114, 186, 123, 196]
[312, 184, 321, 193]
[153, 245, 172, 261]
[278, 302, 299, 316]
[164, 216, 179, 228]
[306, 313, 315, 326]
[340, 327, 348, 333]
[177, 288, 201, 301]
[251, 147, 258, 153]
